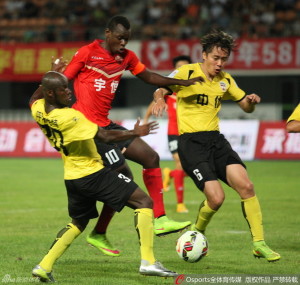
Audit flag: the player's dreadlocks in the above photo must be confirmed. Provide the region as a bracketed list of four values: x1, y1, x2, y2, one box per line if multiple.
[201, 30, 236, 55]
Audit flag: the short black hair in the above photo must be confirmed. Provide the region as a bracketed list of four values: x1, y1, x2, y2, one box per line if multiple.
[106, 15, 130, 31]
[201, 30, 235, 55]
[42, 71, 67, 91]
[172, 55, 192, 67]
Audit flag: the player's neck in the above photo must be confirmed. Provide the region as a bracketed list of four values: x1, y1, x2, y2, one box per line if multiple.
[100, 41, 114, 55]
[45, 102, 66, 113]
[199, 63, 214, 81]
[45, 103, 56, 114]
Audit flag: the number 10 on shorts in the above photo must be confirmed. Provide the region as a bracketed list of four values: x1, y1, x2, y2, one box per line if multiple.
[105, 149, 120, 165]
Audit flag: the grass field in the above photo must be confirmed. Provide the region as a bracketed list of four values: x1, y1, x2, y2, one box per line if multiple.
[0, 158, 299, 284]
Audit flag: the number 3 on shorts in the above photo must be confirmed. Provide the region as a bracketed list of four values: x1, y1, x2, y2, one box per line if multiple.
[118, 173, 131, 183]
[193, 169, 203, 181]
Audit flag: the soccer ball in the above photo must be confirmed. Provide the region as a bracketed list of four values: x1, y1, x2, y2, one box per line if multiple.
[176, 231, 208, 263]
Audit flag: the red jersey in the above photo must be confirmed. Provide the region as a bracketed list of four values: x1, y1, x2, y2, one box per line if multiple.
[64, 39, 146, 127]
[165, 94, 179, 135]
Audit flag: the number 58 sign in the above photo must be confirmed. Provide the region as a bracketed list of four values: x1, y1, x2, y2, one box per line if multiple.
[141, 38, 300, 70]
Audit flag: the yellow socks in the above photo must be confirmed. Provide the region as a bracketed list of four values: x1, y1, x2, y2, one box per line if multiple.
[241, 195, 264, 241]
[39, 223, 81, 272]
[195, 200, 217, 233]
[134, 208, 155, 265]
[195, 196, 264, 242]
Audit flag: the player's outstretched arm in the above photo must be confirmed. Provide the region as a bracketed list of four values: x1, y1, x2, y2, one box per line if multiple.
[136, 69, 203, 87]
[96, 118, 159, 143]
[237, 93, 261, 113]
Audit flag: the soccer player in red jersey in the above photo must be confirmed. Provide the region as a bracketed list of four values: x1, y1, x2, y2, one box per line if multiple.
[144, 55, 192, 214]
[64, 16, 200, 256]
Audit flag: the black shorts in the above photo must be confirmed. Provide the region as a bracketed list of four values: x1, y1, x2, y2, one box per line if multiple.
[65, 167, 138, 220]
[168, 135, 179, 154]
[94, 122, 134, 170]
[178, 131, 246, 191]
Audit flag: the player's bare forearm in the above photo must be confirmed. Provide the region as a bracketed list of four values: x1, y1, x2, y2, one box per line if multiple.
[154, 87, 171, 102]
[286, 120, 300, 133]
[238, 93, 261, 113]
[137, 69, 203, 87]
[96, 119, 159, 143]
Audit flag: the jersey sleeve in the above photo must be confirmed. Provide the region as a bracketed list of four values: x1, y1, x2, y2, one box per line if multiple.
[287, 104, 300, 123]
[29, 99, 37, 109]
[127, 50, 146, 75]
[167, 65, 202, 97]
[222, 73, 246, 101]
[166, 67, 186, 94]
[63, 46, 89, 80]
[30, 99, 42, 118]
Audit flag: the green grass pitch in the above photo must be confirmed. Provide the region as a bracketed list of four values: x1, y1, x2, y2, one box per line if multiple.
[0, 158, 299, 284]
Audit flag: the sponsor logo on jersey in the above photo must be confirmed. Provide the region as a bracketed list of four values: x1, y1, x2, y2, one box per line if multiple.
[220, 81, 227, 92]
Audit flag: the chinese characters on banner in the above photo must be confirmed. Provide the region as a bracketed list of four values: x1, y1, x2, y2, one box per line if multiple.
[0, 122, 59, 157]
[255, 121, 300, 159]
[1, 121, 300, 159]
[141, 38, 300, 70]
[0, 42, 85, 81]
[1, 38, 300, 81]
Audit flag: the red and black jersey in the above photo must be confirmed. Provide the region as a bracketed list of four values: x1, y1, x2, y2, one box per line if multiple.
[64, 39, 146, 127]
[165, 94, 178, 135]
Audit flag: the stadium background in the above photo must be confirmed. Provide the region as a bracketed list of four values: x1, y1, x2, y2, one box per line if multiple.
[0, 0, 300, 159]
[1, 2, 300, 283]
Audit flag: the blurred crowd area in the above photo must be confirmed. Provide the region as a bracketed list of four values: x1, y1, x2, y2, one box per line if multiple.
[0, 0, 135, 43]
[1, 0, 300, 43]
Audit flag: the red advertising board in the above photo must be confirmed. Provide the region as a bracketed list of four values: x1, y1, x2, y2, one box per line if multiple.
[141, 38, 300, 70]
[0, 121, 59, 157]
[255, 121, 300, 159]
[1, 38, 300, 82]
[0, 42, 85, 82]
[1, 120, 300, 159]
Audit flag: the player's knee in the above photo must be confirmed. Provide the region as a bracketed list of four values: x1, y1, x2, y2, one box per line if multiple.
[128, 188, 153, 209]
[144, 151, 160, 168]
[209, 195, 225, 210]
[133, 197, 153, 209]
[142, 196, 153, 209]
[236, 181, 255, 199]
[243, 181, 254, 194]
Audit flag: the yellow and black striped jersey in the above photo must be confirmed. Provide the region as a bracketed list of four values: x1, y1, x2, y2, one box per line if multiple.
[31, 99, 104, 179]
[287, 104, 300, 123]
[168, 63, 245, 134]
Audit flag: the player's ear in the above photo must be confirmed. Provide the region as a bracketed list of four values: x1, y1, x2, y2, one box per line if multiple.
[45, 89, 54, 99]
[105, 28, 111, 37]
